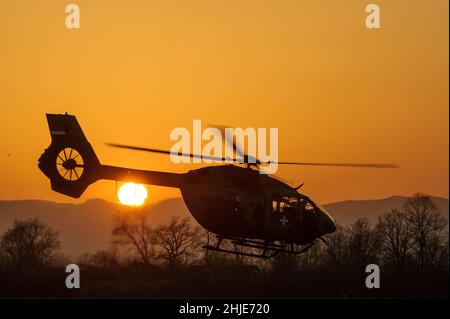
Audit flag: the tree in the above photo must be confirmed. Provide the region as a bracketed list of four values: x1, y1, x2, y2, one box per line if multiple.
[151, 217, 200, 266]
[112, 209, 155, 265]
[322, 225, 347, 271]
[403, 194, 448, 273]
[89, 250, 120, 269]
[297, 243, 324, 272]
[345, 218, 381, 271]
[0, 218, 60, 271]
[376, 209, 414, 275]
[269, 251, 298, 274]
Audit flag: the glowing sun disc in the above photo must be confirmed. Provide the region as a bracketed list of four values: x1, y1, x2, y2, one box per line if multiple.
[118, 182, 148, 206]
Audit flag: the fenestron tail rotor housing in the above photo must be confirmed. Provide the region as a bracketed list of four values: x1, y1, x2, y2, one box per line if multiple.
[56, 147, 84, 181]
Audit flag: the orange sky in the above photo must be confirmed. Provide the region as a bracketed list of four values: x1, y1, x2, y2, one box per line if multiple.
[0, 0, 448, 205]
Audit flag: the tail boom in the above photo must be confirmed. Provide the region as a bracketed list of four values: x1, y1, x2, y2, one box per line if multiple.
[100, 165, 184, 188]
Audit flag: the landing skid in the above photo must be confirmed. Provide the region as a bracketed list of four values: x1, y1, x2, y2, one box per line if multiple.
[203, 236, 315, 259]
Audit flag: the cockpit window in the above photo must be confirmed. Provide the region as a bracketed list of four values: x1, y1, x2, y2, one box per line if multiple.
[272, 196, 299, 213]
[297, 198, 317, 216]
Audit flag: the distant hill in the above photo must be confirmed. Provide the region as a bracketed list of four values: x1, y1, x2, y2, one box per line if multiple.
[323, 195, 449, 226]
[0, 198, 192, 258]
[0, 195, 448, 257]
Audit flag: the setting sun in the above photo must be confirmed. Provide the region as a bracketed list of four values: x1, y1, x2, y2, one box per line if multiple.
[117, 183, 148, 206]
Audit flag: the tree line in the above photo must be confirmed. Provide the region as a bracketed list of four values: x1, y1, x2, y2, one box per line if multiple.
[0, 193, 447, 298]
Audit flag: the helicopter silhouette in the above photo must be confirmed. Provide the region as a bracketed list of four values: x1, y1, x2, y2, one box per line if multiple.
[38, 113, 398, 258]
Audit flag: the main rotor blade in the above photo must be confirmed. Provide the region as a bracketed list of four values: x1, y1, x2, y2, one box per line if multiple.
[268, 161, 399, 169]
[105, 143, 234, 163]
[106, 143, 399, 169]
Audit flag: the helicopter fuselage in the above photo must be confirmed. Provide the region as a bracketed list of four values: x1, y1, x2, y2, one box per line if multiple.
[179, 165, 336, 243]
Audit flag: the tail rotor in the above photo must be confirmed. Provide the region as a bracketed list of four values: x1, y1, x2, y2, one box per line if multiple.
[38, 113, 101, 198]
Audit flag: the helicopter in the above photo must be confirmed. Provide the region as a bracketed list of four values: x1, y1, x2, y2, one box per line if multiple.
[38, 113, 398, 258]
